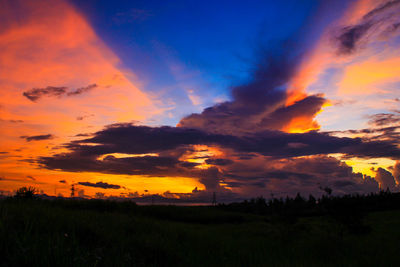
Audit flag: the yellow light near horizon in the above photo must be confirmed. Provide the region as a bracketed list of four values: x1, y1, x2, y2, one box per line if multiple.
[344, 157, 396, 177]
[0, 169, 206, 197]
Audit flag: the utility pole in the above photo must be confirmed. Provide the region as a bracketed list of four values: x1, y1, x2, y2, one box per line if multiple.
[70, 184, 75, 198]
[212, 192, 217, 206]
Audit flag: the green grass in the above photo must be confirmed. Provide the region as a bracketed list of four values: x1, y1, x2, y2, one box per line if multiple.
[1, 198, 400, 266]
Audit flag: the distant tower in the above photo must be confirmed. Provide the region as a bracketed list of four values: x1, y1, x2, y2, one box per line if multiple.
[70, 184, 75, 198]
[212, 192, 217, 206]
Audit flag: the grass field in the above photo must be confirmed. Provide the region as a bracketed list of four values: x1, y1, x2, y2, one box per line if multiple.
[1, 198, 400, 266]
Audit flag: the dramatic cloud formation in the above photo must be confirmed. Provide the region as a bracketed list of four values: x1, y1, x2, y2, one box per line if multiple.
[39, 124, 360, 161]
[2, 0, 399, 199]
[222, 155, 380, 196]
[178, 45, 327, 135]
[78, 181, 121, 189]
[37, 122, 400, 197]
[30, 0, 400, 197]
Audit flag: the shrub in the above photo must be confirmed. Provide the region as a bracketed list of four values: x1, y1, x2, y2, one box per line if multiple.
[15, 186, 37, 199]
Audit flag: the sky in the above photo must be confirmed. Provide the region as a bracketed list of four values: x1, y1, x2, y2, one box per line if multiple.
[1, 0, 400, 201]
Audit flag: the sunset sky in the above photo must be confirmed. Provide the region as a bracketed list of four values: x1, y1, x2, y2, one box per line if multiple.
[1, 0, 400, 201]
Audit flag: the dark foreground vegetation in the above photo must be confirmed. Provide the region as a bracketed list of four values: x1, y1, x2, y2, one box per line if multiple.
[2, 191, 400, 266]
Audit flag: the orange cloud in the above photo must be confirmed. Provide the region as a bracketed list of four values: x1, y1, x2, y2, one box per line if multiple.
[339, 57, 400, 95]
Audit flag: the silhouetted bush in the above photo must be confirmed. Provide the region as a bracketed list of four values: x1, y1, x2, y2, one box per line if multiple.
[15, 186, 37, 199]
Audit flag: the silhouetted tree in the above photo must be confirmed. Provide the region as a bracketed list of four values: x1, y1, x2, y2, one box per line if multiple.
[15, 186, 37, 199]
[308, 194, 316, 206]
[319, 186, 332, 196]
